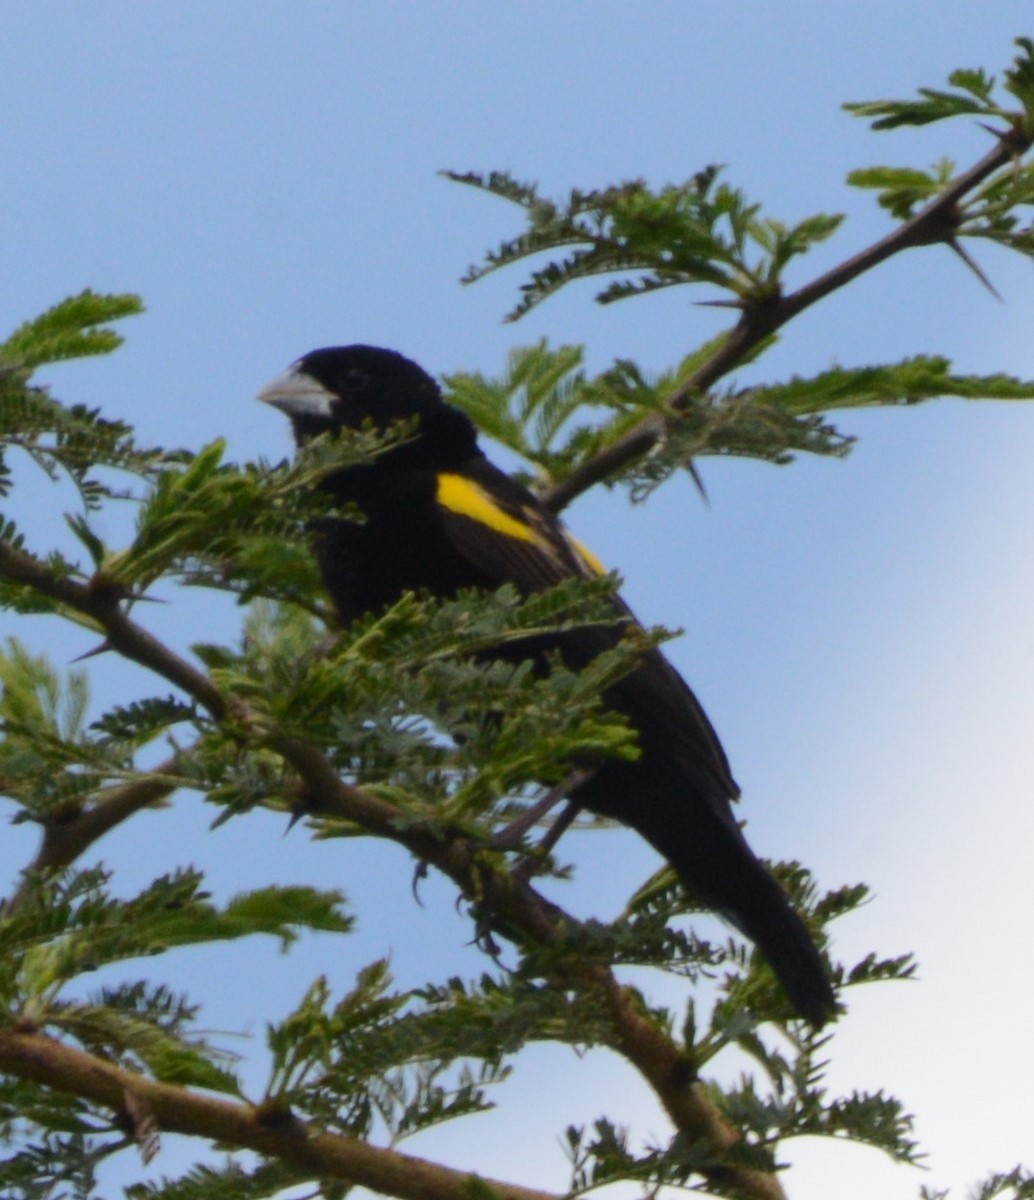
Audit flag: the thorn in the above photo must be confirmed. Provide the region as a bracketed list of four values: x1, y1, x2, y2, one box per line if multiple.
[85, 578, 168, 607]
[694, 297, 745, 310]
[283, 788, 315, 835]
[283, 808, 306, 836]
[124, 590, 168, 605]
[470, 913, 505, 963]
[685, 460, 710, 506]
[947, 236, 1002, 301]
[70, 640, 113, 664]
[977, 120, 1013, 146]
[412, 860, 429, 905]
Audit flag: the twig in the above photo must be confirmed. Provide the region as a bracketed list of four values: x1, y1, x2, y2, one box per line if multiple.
[0, 539, 787, 1195]
[268, 734, 785, 1200]
[540, 128, 1032, 513]
[27, 761, 184, 874]
[2, 759, 185, 918]
[0, 1027, 558, 1200]
[0, 540, 225, 718]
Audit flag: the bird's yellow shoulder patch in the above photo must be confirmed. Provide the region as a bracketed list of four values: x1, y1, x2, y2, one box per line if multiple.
[436, 473, 540, 545]
[566, 535, 606, 577]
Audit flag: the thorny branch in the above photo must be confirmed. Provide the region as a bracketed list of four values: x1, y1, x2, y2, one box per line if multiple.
[539, 127, 1034, 512]
[9, 89, 1022, 1200]
[0, 1027, 559, 1200]
[0, 540, 787, 1199]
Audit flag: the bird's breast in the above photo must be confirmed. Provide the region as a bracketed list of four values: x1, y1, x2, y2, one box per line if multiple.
[313, 467, 492, 622]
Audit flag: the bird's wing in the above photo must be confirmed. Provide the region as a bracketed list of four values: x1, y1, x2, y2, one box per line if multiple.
[433, 457, 606, 592]
[431, 457, 740, 800]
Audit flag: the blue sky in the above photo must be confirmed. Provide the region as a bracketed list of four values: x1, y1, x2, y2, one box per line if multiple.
[2, 5, 1034, 1198]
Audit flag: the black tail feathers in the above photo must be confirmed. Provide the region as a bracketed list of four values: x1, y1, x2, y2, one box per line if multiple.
[716, 862, 837, 1027]
[615, 786, 837, 1026]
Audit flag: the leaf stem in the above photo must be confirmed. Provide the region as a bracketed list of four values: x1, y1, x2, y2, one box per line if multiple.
[540, 127, 1032, 512]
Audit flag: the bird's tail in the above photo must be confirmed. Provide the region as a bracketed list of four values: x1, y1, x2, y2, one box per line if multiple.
[617, 775, 837, 1026]
[703, 849, 837, 1027]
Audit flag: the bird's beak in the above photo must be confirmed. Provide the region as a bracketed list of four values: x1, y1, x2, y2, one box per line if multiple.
[257, 366, 336, 417]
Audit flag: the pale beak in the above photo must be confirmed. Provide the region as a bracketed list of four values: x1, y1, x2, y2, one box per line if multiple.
[257, 366, 336, 417]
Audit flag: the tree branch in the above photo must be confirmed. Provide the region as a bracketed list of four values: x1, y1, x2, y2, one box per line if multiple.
[540, 126, 1033, 513]
[0, 1026, 559, 1200]
[29, 759, 184, 876]
[1, 759, 186, 919]
[1, 520, 789, 1197]
[0, 539, 225, 718]
[268, 734, 787, 1200]
[0, 541, 215, 905]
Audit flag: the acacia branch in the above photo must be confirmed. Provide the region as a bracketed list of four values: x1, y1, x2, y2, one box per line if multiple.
[4, 734, 775, 1194]
[269, 734, 786, 1200]
[0, 545, 787, 1200]
[0, 539, 225, 718]
[1, 759, 186, 919]
[0, 1026, 558, 1200]
[1, 537, 221, 894]
[2, 520, 786, 1197]
[29, 759, 184, 876]
[540, 126, 1033, 513]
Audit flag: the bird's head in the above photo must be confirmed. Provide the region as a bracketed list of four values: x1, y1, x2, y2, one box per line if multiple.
[258, 344, 478, 468]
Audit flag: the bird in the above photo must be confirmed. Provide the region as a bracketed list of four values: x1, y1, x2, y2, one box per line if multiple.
[258, 344, 837, 1026]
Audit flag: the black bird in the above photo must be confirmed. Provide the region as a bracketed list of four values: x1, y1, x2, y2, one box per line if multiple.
[259, 345, 836, 1026]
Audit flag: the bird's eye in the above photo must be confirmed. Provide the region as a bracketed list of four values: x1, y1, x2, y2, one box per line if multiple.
[340, 367, 370, 392]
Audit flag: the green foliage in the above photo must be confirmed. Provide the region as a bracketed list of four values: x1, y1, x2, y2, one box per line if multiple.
[0, 290, 144, 374]
[847, 161, 959, 221]
[447, 342, 1034, 498]
[444, 340, 591, 481]
[960, 160, 1034, 258]
[566, 1117, 721, 1195]
[847, 151, 1034, 254]
[47, 997, 240, 1096]
[198, 581, 647, 836]
[0, 639, 193, 823]
[843, 40, 1034, 262]
[266, 968, 514, 1143]
[0, 1126, 112, 1200]
[843, 38, 1034, 129]
[124, 1160, 312, 1200]
[5, 38, 1034, 1200]
[920, 1167, 1034, 1200]
[90, 421, 415, 604]
[1, 868, 351, 1015]
[0, 637, 89, 747]
[89, 696, 198, 749]
[445, 165, 844, 319]
[0, 866, 356, 1194]
[0, 379, 179, 516]
[0, 294, 181, 521]
[0, 638, 99, 818]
